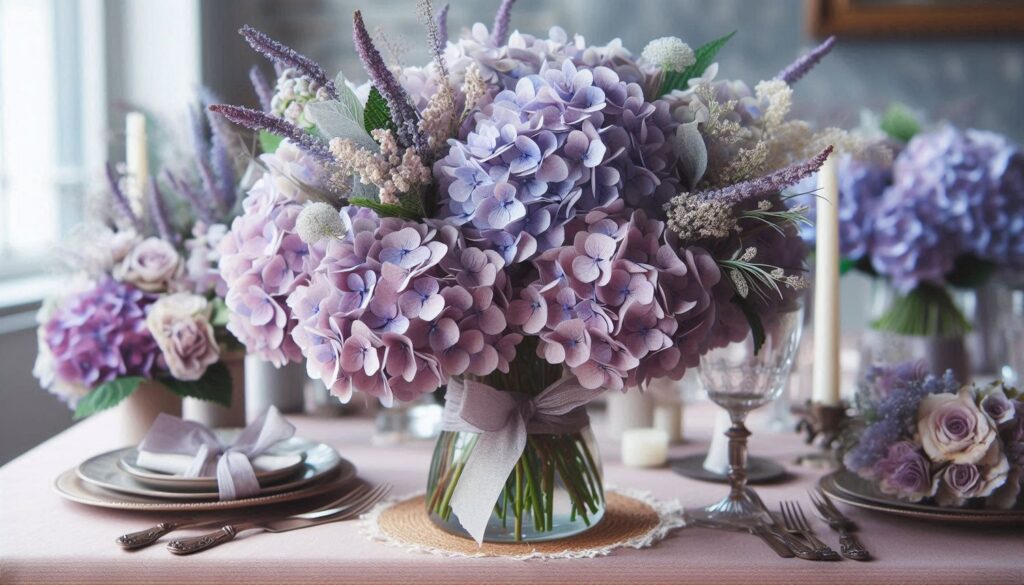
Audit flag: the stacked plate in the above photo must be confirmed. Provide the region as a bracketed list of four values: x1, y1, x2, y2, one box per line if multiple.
[819, 469, 1024, 524]
[54, 433, 356, 512]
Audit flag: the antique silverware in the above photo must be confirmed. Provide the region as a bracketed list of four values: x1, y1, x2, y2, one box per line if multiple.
[779, 500, 840, 561]
[809, 488, 870, 561]
[743, 489, 821, 561]
[166, 483, 391, 555]
[118, 483, 373, 550]
[687, 516, 795, 558]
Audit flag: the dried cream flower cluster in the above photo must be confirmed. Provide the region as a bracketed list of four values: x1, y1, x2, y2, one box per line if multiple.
[329, 129, 432, 205]
[665, 194, 738, 241]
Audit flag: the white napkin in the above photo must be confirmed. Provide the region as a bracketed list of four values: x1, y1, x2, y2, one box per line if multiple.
[135, 450, 302, 477]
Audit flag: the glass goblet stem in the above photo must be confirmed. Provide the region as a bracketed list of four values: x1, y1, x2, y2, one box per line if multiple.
[726, 412, 752, 502]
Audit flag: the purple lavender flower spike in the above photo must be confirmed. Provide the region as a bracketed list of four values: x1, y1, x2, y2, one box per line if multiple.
[490, 0, 517, 46]
[435, 3, 450, 49]
[249, 65, 274, 112]
[147, 176, 176, 243]
[201, 91, 238, 210]
[166, 171, 215, 225]
[208, 104, 333, 163]
[698, 146, 834, 204]
[352, 10, 425, 152]
[104, 162, 143, 233]
[776, 36, 836, 85]
[239, 25, 337, 99]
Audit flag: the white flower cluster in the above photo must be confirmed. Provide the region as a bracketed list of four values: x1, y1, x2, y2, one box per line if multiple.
[270, 67, 331, 130]
[641, 37, 695, 72]
[295, 201, 347, 244]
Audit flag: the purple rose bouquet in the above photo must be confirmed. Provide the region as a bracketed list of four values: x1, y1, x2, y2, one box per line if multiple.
[845, 362, 1023, 509]
[34, 94, 253, 418]
[210, 0, 847, 541]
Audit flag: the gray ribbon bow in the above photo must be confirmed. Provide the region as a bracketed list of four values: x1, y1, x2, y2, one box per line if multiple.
[137, 406, 295, 500]
[440, 376, 605, 544]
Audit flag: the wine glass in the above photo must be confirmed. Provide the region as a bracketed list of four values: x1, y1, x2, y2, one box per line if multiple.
[687, 305, 804, 525]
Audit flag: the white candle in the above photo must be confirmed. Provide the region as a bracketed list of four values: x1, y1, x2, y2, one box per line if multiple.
[621, 428, 669, 468]
[125, 111, 149, 218]
[653, 404, 683, 444]
[812, 153, 841, 406]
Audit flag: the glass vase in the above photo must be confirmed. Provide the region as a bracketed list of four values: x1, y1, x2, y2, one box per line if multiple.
[426, 425, 604, 542]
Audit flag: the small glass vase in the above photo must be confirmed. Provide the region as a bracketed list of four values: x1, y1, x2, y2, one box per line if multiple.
[426, 425, 604, 543]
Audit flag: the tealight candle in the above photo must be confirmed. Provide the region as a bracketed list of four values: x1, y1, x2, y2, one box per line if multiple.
[621, 428, 669, 468]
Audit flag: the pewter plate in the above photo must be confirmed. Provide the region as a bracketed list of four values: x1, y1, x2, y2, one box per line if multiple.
[54, 460, 355, 511]
[77, 440, 342, 500]
[819, 470, 1024, 524]
[118, 439, 307, 491]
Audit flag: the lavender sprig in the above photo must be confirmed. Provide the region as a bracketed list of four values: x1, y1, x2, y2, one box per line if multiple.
[249, 65, 274, 112]
[166, 171, 215, 225]
[104, 162, 143, 233]
[435, 3, 450, 49]
[699, 146, 834, 204]
[147, 176, 176, 243]
[776, 36, 836, 85]
[201, 90, 238, 211]
[239, 25, 337, 99]
[352, 10, 425, 152]
[208, 104, 333, 163]
[490, 0, 517, 46]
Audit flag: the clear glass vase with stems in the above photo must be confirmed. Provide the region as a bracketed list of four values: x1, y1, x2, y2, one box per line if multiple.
[687, 305, 804, 525]
[425, 350, 605, 543]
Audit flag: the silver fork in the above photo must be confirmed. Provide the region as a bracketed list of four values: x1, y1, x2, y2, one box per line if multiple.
[779, 500, 840, 561]
[166, 483, 391, 555]
[809, 489, 870, 561]
[117, 483, 374, 550]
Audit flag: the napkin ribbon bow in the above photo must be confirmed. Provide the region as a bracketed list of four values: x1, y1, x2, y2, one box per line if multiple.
[440, 376, 604, 544]
[137, 407, 295, 500]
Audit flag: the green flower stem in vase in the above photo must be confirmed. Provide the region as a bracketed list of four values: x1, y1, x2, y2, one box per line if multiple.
[426, 340, 605, 543]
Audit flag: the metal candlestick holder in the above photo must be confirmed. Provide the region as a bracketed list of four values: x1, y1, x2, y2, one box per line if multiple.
[793, 400, 849, 468]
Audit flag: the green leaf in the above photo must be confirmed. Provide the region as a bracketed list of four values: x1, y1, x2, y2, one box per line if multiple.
[160, 361, 233, 407]
[259, 130, 283, 154]
[363, 87, 396, 136]
[210, 297, 231, 328]
[660, 31, 737, 96]
[879, 103, 920, 143]
[73, 377, 144, 420]
[334, 72, 365, 126]
[733, 296, 766, 355]
[871, 283, 971, 337]
[304, 100, 378, 151]
[839, 258, 857, 275]
[349, 197, 421, 220]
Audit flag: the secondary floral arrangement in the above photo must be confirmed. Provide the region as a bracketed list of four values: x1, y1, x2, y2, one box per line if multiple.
[809, 105, 1024, 339]
[211, 0, 851, 542]
[33, 97, 249, 418]
[844, 361, 1023, 510]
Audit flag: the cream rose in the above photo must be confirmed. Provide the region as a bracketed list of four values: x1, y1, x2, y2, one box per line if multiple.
[146, 293, 219, 381]
[917, 387, 997, 465]
[115, 237, 183, 292]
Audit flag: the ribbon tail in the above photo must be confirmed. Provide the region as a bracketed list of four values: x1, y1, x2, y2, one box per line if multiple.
[448, 420, 527, 545]
[217, 450, 260, 501]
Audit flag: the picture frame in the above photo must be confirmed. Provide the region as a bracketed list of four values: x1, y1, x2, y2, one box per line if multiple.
[807, 0, 1024, 37]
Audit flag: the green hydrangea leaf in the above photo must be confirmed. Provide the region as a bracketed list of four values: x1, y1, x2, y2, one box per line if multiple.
[259, 130, 283, 154]
[73, 377, 144, 420]
[349, 197, 422, 220]
[160, 362, 232, 407]
[364, 87, 397, 136]
[660, 31, 737, 96]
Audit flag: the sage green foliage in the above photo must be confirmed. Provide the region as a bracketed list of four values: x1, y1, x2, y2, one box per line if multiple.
[872, 283, 972, 337]
[660, 31, 737, 96]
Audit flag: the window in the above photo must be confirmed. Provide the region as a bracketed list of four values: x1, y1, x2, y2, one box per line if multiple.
[0, 0, 107, 281]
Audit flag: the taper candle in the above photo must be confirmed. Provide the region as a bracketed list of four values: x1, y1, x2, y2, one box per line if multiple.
[125, 112, 148, 218]
[812, 152, 840, 406]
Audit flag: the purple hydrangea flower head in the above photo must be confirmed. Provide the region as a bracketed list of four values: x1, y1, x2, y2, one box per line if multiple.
[37, 279, 159, 405]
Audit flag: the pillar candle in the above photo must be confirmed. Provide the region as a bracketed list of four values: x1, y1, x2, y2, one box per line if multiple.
[621, 428, 669, 468]
[812, 153, 841, 406]
[125, 112, 148, 218]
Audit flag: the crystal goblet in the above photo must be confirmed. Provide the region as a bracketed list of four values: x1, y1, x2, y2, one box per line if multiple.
[688, 306, 804, 525]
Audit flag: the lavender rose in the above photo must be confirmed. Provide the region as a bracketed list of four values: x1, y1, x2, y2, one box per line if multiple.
[978, 383, 1016, 425]
[146, 293, 220, 381]
[988, 465, 1022, 510]
[874, 441, 936, 502]
[933, 444, 1010, 507]
[918, 387, 998, 465]
[115, 237, 183, 292]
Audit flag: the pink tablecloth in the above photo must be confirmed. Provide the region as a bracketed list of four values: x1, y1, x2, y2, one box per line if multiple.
[1, 405, 1021, 585]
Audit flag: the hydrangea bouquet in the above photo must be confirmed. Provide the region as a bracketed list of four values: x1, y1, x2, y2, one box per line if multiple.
[211, 0, 847, 542]
[812, 106, 1024, 343]
[33, 96, 249, 419]
[844, 362, 1023, 510]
